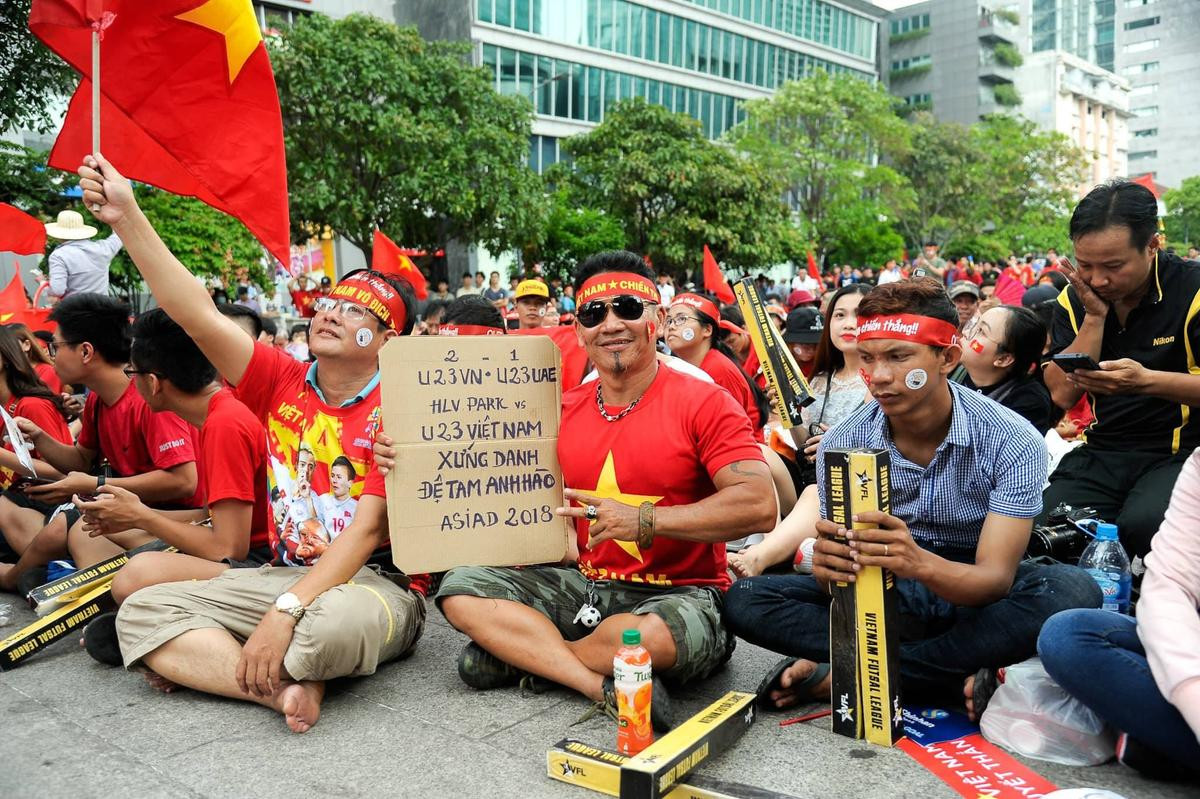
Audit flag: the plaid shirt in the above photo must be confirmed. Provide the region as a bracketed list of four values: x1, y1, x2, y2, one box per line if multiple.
[817, 381, 1048, 563]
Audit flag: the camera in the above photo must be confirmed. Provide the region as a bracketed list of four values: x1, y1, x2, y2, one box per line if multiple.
[1027, 503, 1104, 563]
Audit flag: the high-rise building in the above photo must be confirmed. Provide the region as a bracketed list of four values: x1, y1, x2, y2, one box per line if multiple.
[1027, 0, 1116, 72]
[1113, 0, 1194, 188]
[399, 1, 886, 174]
[1015, 50, 1130, 196]
[883, 1, 1022, 125]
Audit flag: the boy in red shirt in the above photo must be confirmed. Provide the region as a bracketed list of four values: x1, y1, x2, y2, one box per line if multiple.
[0, 293, 202, 592]
[67, 308, 273, 663]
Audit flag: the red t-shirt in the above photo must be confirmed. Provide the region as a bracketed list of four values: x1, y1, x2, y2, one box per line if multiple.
[200, 389, 270, 550]
[559, 365, 764, 589]
[232, 343, 430, 592]
[35, 363, 62, 394]
[77, 383, 204, 508]
[700, 348, 758, 426]
[1, 395, 70, 489]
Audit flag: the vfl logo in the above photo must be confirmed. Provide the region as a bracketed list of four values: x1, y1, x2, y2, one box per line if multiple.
[920, 708, 949, 720]
[560, 760, 586, 778]
[855, 470, 872, 500]
[837, 693, 854, 723]
[894, 697, 903, 728]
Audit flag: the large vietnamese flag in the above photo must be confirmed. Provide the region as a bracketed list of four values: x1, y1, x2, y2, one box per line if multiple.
[29, 0, 290, 265]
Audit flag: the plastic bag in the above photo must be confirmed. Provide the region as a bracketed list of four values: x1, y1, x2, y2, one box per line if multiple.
[979, 657, 1115, 766]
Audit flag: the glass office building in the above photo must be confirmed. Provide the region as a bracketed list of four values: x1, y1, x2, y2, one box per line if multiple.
[451, 0, 884, 172]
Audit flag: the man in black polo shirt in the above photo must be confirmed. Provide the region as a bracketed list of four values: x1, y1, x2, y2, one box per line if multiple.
[1040, 180, 1200, 558]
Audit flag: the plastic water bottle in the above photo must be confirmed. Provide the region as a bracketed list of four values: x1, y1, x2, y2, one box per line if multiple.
[1078, 523, 1131, 614]
[614, 629, 653, 755]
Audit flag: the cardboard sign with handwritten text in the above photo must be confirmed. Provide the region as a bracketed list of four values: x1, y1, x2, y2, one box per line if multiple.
[381, 336, 567, 574]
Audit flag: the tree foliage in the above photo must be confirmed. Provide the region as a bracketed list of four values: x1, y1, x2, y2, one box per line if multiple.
[0, 0, 75, 135]
[268, 14, 544, 259]
[0, 141, 67, 213]
[531, 188, 626, 281]
[1164, 176, 1200, 250]
[554, 98, 798, 274]
[728, 71, 913, 264]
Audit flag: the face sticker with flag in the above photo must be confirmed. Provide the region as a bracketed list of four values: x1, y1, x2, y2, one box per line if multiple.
[329, 271, 408, 332]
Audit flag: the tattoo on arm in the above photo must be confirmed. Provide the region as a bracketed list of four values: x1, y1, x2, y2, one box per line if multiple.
[728, 460, 768, 480]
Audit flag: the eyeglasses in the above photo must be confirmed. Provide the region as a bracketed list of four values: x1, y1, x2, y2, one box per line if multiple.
[122, 367, 161, 379]
[576, 296, 656, 328]
[312, 297, 374, 325]
[48, 339, 80, 357]
[664, 314, 701, 329]
[961, 316, 1003, 346]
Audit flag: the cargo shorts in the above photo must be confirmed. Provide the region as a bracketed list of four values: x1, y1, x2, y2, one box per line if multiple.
[117, 564, 425, 681]
[436, 565, 733, 684]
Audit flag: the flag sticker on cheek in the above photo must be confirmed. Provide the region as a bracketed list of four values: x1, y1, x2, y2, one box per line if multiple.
[969, 338, 985, 354]
[356, 328, 374, 348]
[904, 369, 928, 390]
[859, 368, 871, 387]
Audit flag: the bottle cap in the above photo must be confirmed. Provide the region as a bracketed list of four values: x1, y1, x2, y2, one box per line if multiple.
[1095, 523, 1118, 541]
[622, 629, 641, 646]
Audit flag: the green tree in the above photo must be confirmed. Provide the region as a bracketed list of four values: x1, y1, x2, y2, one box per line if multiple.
[268, 14, 543, 259]
[531, 188, 626, 281]
[728, 71, 913, 265]
[555, 98, 797, 274]
[890, 112, 985, 251]
[1164, 176, 1200, 250]
[0, 142, 68, 214]
[0, 0, 75, 135]
[108, 189, 268, 309]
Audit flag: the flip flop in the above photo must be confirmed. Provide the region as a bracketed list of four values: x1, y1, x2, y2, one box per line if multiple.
[756, 657, 831, 712]
[970, 666, 1005, 721]
[83, 611, 123, 666]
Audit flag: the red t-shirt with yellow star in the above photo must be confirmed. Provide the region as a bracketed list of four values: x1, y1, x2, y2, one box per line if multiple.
[559, 365, 764, 589]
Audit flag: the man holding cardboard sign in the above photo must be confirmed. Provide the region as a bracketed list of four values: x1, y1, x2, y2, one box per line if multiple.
[436, 251, 777, 728]
[76, 154, 426, 734]
[724, 279, 1099, 717]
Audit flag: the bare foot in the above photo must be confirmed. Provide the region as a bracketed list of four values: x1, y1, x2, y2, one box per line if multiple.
[770, 659, 831, 709]
[273, 680, 325, 733]
[142, 669, 180, 694]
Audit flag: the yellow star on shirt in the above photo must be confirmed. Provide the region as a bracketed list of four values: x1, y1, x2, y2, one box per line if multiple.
[176, 0, 262, 84]
[581, 451, 662, 563]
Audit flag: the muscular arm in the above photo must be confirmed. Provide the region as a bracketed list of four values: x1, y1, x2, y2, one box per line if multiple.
[652, 459, 778, 544]
[282, 495, 388, 606]
[913, 513, 1030, 607]
[79, 155, 254, 386]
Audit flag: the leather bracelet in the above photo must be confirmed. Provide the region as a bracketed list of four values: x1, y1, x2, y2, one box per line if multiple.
[96, 474, 105, 489]
[637, 501, 655, 550]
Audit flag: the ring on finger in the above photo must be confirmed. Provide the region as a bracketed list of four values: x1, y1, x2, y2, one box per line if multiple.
[883, 544, 889, 557]
[585, 504, 598, 521]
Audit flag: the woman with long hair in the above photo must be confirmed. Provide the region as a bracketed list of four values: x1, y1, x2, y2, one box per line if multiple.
[664, 293, 770, 428]
[5, 323, 63, 395]
[730, 284, 873, 578]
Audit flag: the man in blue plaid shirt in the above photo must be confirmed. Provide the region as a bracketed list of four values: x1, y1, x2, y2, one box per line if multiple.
[724, 278, 1100, 718]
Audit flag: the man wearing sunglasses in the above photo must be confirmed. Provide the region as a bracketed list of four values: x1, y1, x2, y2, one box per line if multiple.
[0, 293, 204, 593]
[76, 153, 427, 734]
[437, 251, 777, 729]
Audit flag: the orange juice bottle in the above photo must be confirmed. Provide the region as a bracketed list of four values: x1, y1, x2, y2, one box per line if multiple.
[614, 629, 653, 754]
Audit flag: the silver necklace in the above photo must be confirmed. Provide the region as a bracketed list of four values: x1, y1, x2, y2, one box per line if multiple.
[595, 381, 651, 422]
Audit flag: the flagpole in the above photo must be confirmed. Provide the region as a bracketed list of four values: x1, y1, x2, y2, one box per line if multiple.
[92, 28, 100, 153]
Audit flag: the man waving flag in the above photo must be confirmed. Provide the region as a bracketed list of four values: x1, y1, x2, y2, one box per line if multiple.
[29, 0, 290, 265]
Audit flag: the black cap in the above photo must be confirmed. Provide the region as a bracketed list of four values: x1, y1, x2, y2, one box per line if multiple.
[1021, 283, 1059, 308]
[320, 275, 332, 287]
[783, 307, 823, 344]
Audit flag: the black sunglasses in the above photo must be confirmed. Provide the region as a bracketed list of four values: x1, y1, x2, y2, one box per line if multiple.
[576, 296, 655, 328]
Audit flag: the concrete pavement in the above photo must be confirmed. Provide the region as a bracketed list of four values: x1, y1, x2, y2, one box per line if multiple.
[0, 598, 1192, 799]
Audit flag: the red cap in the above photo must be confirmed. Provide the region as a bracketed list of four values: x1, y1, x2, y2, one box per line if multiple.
[787, 289, 817, 310]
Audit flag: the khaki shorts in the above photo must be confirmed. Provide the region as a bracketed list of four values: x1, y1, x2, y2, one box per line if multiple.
[437, 565, 733, 684]
[116, 564, 426, 681]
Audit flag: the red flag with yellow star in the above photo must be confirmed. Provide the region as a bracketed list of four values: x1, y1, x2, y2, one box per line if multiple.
[29, 0, 290, 265]
[371, 229, 428, 301]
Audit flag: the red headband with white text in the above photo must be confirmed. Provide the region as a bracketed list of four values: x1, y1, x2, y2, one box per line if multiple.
[577, 272, 659, 305]
[329, 272, 407, 332]
[856, 314, 958, 347]
[672, 293, 720, 323]
[438, 324, 506, 336]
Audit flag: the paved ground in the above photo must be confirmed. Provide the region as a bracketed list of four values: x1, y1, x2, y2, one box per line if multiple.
[0, 597, 1192, 799]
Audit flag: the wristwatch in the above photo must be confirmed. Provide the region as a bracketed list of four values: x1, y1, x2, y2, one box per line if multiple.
[273, 591, 305, 621]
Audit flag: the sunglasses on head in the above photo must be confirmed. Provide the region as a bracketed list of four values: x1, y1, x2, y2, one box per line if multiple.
[576, 296, 655, 328]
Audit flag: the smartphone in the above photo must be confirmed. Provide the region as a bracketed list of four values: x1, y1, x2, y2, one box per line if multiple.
[10, 476, 53, 492]
[74, 493, 99, 504]
[1052, 353, 1102, 372]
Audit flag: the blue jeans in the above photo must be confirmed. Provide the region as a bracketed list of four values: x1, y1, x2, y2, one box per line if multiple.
[1039, 608, 1200, 768]
[723, 562, 1100, 695]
